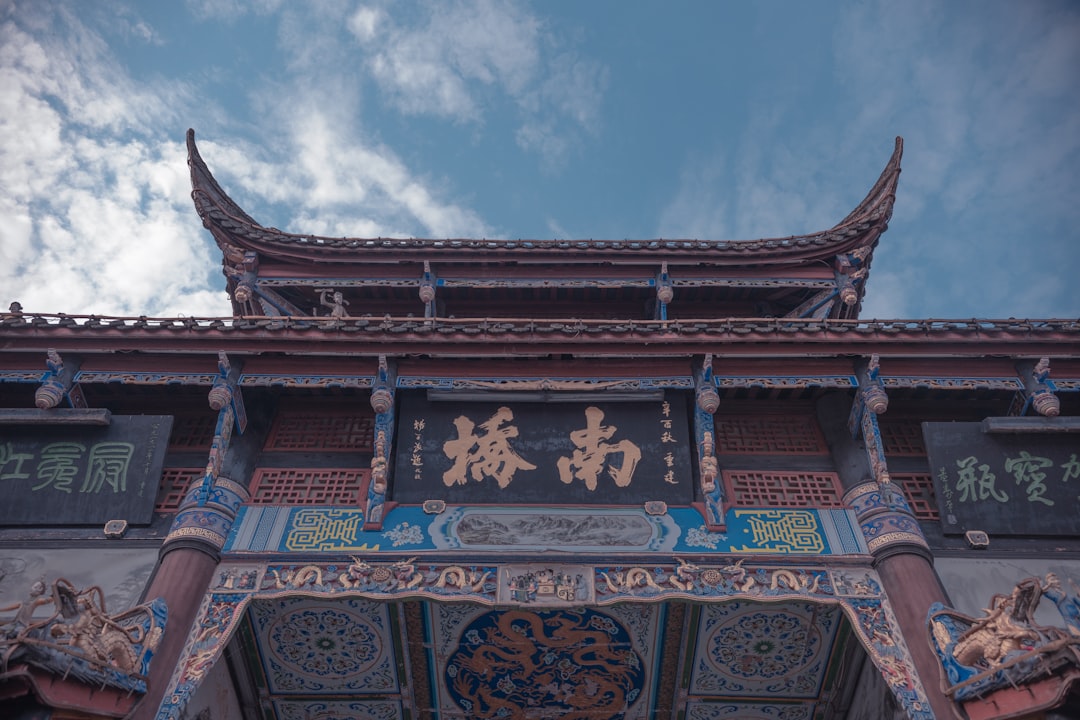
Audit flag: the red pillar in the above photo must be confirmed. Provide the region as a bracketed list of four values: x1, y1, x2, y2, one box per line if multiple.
[875, 552, 961, 720]
[131, 475, 249, 720]
[131, 544, 219, 720]
[845, 481, 961, 720]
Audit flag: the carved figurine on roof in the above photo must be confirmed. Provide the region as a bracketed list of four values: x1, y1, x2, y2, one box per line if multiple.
[0, 577, 167, 696]
[927, 574, 1080, 720]
[187, 129, 902, 322]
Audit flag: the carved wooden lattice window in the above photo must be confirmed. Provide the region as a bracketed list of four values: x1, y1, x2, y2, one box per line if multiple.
[168, 413, 218, 450]
[248, 468, 367, 504]
[264, 411, 374, 452]
[723, 470, 844, 507]
[878, 420, 927, 457]
[156, 467, 202, 511]
[893, 472, 938, 520]
[712, 414, 829, 455]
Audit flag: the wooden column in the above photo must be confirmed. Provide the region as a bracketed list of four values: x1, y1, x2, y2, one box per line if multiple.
[132, 542, 219, 720]
[132, 356, 261, 720]
[818, 392, 960, 720]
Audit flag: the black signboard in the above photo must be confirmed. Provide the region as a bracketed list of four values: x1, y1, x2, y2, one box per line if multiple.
[0, 415, 173, 525]
[393, 394, 693, 505]
[924, 422, 1080, 535]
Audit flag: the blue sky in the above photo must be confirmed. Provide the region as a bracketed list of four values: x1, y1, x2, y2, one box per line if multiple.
[1, 0, 1078, 319]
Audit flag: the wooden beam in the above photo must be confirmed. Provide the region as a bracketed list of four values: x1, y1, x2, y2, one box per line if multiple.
[0, 408, 112, 425]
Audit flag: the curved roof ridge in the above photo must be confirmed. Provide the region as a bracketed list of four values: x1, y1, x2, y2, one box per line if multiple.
[186, 130, 903, 265]
[187, 129, 259, 228]
[833, 136, 903, 230]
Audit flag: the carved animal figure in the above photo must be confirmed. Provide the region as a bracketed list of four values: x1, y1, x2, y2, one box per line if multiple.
[271, 565, 323, 589]
[338, 557, 373, 588]
[600, 567, 662, 593]
[669, 558, 700, 591]
[769, 569, 821, 594]
[953, 583, 1041, 666]
[720, 559, 756, 592]
[435, 566, 492, 592]
[391, 558, 424, 589]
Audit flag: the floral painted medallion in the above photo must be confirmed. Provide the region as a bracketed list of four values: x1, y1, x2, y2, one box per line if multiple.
[692, 601, 840, 697]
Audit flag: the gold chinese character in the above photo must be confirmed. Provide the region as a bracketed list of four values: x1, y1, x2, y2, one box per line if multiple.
[557, 406, 642, 490]
[663, 470, 676, 484]
[955, 456, 1008, 503]
[413, 419, 426, 431]
[664, 452, 675, 468]
[442, 407, 536, 489]
[660, 431, 676, 444]
[661, 401, 671, 417]
[1004, 451, 1054, 506]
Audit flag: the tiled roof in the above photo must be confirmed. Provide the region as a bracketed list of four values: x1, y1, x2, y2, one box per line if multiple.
[186, 130, 902, 267]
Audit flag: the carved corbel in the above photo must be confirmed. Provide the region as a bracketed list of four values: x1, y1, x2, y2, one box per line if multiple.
[655, 262, 673, 320]
[694, 355, 724, 528]
[848, 354, 890, 485]
[196, 352, 246, 505]
[1015, 357, 1060, 417]
[834, 254, 860, 307]
[366, 356, 397, 528]
[34, 349, 85, 409]
[208, 351, 246, 431]
[420, 261, 437, 318]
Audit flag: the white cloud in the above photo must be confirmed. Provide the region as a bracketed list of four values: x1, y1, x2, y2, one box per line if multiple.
[656, 0, 1080, 318]
[342, 0, 606, 167]
[347, 6, 382, 42]
[0, 1, 509, 317]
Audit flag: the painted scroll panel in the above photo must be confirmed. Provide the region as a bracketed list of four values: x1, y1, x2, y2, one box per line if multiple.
[225, 506, 868, 556]
[393, 393, 693, 505]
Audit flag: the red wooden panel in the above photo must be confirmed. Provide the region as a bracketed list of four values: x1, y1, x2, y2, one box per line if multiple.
[723, 470, 844, 507]
[248, 468, 367, 505]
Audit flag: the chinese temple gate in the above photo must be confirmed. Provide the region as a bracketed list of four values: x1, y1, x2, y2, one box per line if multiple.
[1, 131, 1079, 720]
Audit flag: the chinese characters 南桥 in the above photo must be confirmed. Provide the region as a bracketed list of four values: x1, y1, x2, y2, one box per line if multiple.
[954, 452, 1079, 506]
[440, 405, 659, 491]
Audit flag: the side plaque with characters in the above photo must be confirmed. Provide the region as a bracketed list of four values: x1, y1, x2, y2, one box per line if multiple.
[394, 394, 693, 505]
[0, 415, 173, 525]
[923, 421, 1079, 535]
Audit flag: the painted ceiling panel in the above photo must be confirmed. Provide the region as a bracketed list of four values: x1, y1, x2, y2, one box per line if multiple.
[689, 600, 842, 699]
[425, 602, 664, 720]
[249, 596, 400, 695]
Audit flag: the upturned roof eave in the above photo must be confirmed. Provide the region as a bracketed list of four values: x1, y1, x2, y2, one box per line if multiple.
[186, 130, 902, 269]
